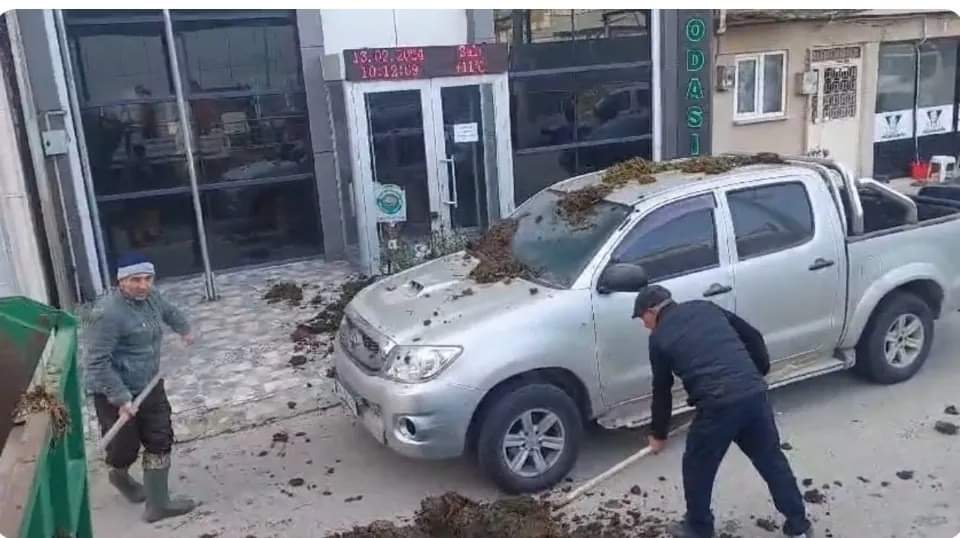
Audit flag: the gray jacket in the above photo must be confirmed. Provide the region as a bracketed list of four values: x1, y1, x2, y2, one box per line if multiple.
[85, 290, 190, 406]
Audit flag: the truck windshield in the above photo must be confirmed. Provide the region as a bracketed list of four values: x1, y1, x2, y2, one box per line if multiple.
[511, 189, 630, 288]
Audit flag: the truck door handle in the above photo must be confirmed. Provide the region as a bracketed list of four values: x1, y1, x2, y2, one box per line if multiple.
[808, 258, 835, 271]
[703, 283, 733, 297]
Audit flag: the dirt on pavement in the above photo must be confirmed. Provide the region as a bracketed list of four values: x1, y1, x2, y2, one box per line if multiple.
[325, 492, 690, 538]
[263, 282, 304, 306]
[291, 276, 376, 351]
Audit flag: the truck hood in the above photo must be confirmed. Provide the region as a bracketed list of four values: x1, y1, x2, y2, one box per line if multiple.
[346, 253, 547, 345]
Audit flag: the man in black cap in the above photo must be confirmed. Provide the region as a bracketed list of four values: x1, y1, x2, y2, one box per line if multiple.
[633, 285, 812, 538]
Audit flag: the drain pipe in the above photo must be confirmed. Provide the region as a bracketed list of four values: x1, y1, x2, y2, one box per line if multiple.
[912, 15, 929, 164]
[162, 9, 218, 300]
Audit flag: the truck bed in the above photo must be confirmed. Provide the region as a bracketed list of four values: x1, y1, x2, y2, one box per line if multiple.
[843, 192, 960, 348]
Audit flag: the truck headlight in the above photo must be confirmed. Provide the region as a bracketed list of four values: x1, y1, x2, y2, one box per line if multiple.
[384, 345, 463, 382]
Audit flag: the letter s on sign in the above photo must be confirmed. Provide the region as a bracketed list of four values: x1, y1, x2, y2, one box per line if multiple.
[687, 105, 704, 129]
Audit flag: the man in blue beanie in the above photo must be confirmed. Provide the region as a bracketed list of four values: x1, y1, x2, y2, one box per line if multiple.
[86, 252, 196, 522]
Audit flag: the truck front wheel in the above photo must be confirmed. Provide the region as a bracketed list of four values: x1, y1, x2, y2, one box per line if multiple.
[856, 292, 934, 384]
[476, 383, 582, 493]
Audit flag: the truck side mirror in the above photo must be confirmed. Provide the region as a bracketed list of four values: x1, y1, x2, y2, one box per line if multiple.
[598, 263, 649, 294]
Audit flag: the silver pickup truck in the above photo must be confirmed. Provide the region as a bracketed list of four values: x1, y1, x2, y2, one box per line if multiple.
[333, 156, 960, 493]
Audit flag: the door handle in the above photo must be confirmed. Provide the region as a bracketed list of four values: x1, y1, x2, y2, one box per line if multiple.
[702, 283, 733, 297]
[439, 157, 458, 207]
[808, 258, 836, 271]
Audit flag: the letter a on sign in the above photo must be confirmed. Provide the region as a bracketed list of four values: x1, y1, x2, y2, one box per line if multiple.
[686, 77, 704, 100]
[687, 49, 705, 72]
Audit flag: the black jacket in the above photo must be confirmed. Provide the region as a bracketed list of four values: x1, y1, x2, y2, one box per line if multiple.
[649, 300, 770, 439]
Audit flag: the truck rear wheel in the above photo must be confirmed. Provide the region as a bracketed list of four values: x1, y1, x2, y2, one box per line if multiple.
[476, 383, 582, 493]
[855, 291, 934, 384]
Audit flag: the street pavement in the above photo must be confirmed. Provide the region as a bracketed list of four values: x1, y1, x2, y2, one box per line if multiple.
[89, 313, 960, 538]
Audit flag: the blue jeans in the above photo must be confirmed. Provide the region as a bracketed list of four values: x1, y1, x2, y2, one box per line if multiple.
[682, 391, 810, 537]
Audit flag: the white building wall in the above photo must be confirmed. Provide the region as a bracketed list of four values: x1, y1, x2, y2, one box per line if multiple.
[0, 58, 49, 302]
[321, 10, 468, 56]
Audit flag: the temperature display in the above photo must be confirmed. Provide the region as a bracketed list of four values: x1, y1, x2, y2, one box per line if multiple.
[344, 44, 507, 81]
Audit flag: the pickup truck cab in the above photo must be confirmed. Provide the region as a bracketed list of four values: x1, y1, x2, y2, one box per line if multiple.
[333, 155, 960, 493]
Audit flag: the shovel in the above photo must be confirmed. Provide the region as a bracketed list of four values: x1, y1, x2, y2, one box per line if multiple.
[97, 372, 162, 452]
[553, 421, 691, 510]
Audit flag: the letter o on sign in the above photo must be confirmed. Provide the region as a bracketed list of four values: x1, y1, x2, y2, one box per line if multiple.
[685, 18, 706, 42]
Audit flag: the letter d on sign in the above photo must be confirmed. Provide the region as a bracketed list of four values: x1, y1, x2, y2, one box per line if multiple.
[687, 49, 705, 72]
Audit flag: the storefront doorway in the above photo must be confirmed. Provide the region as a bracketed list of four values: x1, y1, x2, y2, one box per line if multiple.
[345, 73, 514, 274]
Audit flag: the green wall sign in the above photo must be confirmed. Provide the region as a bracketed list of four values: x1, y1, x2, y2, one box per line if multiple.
[682, 14, 709, 156]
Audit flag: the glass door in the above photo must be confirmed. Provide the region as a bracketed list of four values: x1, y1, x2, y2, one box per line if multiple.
[348, 75, 513, 275]
[352, 80, 445, 273]
[431, 76, 514, 235]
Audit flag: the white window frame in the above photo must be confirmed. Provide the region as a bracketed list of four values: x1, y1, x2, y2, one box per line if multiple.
[734, 50, 787, 123]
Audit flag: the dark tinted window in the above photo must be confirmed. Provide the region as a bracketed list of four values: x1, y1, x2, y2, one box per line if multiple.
[613, 194, 718, 282]
[728, 182, 814, 259]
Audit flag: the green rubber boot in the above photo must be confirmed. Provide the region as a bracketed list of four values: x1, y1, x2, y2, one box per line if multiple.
[141, 454, 196, 523]
[108, 467, 145, 503]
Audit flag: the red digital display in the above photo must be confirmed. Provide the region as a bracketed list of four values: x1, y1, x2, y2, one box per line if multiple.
[344, 44, 507, 81]
[350, 47, 425, 80]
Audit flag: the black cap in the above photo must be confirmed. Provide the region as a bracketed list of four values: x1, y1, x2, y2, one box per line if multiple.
[632, 285, 673, 318]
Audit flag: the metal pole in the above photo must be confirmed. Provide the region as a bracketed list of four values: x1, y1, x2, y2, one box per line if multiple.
[162, 9, 217, 300]
[651, 9, 662, 161]
[53, 9, 111, 293]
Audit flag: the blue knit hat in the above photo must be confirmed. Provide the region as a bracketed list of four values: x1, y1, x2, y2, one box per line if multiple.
[116, 251, 155, 280]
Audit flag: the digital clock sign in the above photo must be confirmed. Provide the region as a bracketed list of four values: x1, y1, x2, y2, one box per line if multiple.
[344, 44, 508, 81]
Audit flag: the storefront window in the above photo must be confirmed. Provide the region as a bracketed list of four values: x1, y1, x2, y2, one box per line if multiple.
[496, 9, 653, 204]
[67, 11, 174, 105]
[874, 39, 959, 179]
[67, 10, 323, 277]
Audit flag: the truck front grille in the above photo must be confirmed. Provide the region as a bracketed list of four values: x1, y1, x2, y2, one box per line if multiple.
[341, 317, 386, 371]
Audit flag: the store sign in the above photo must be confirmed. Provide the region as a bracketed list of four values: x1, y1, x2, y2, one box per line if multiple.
[675, 12, 712, 157]
[874, 105, 955, 143]
[375, 184, 407, 223]
[917, 104, 955, 137]
[874, 109, 912, 142]
[344, 44, 507, 81]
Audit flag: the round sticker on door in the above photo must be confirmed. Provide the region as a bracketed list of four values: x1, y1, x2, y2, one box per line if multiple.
[375, 183, 407, 223]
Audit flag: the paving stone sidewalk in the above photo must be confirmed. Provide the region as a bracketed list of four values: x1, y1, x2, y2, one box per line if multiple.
[81, 258, 361, 445]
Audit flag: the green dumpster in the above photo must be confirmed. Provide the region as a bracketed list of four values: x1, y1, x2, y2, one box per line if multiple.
[0, 297, 92, 538]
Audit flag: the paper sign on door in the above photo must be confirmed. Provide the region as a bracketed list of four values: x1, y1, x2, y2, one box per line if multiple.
[453, 123, 479, 143]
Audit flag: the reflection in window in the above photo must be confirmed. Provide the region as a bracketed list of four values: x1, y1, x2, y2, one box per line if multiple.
[498, 9, 653, 205]
[99, 194, 202, 277]
[876, 43, 917, 113]
[728, 182, 814, 260]
[66, 11, 173, 105]
[494, 10, 648, 44]
[81, 102, 191, 196]
[201, 180, 323, 269]
[68, 10, 323, 275]
[190, 93, 312, 184]
[174, 12, 302, 94]
[613, 194, 718, 282]
[917, 39, 958, 109]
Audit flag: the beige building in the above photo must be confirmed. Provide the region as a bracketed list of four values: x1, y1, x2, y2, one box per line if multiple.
[712, 10, 960, 179]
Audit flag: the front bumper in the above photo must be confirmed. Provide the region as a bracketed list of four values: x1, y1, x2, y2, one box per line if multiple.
[332, 341, 482, 460]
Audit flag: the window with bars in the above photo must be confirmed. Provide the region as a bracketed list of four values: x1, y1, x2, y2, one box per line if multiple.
[820, 65, 858, 121]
